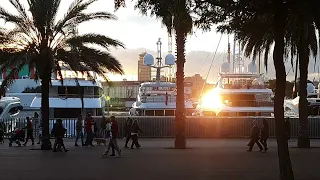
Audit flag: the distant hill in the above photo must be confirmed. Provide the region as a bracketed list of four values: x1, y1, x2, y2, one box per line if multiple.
[110, 48, 320, 82]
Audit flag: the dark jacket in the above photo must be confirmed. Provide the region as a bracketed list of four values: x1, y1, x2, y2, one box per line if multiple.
[285, 120, 291, 140]
[26, 121, 33, 132]
[52, 123, 66, 138]
[261, 124, 269, 139]
[250, 125, 260, 140]
[125, 122, 132, 136]
[131, 123, 142, 134]
[76, 120, 82, 131]
[111, 121, 119, 138]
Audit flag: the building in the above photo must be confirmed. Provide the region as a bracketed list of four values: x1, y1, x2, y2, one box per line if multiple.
[102, 81, 141, 109]
[185, 74, 206, 98]
[138, 52, 151, 81]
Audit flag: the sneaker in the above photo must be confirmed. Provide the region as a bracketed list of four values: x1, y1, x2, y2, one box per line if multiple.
[75, 144, 79, 147]
[37, 142, 40, 144]
[247, 149, 252, 152]
[110, 154, 115, 156]
[64, 149, 69, 152]
[118, 150, 122, 156]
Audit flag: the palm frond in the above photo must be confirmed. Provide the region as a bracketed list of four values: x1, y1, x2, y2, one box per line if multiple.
[66, 33, 125, 50]
[0, 61, 28, 95]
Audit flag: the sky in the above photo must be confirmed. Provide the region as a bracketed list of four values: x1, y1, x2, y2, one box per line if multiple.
[1, 0, 319, 82]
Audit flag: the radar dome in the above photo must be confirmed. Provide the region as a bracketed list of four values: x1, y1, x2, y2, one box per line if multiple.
[247, 61, 258, 73]
[143, 53, 154, 66]
[220, 62, 230, 73]
[307, 83, 315, 94]
[165, 54, 175, 65]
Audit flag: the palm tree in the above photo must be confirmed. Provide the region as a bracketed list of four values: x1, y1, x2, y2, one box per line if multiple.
[194, 0, 295, 179]
[134, 0, 193, 148]
[0, 0, 124, 150]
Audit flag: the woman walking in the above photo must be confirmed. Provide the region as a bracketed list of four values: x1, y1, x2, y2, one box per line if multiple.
[260, 119, 269, 152]
[130, 120, 143, 149]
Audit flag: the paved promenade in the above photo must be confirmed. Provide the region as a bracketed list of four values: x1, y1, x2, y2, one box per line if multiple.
[0, 138, 319, 180]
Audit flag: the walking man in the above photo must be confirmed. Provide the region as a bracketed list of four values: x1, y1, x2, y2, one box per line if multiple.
[75, 114, 84, 146]
[84, 113, 94, 147]
[124, 118, 133, 148]
[260, 119, 269, 151]
[24, 117, 34, 146]
[247, 120, 263, 152]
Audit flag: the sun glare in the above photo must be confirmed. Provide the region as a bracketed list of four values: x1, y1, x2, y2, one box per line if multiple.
[200, 88, 223, 110]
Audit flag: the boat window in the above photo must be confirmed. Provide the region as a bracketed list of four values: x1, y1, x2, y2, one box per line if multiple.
[54, 108, 81, 118]
[0, 108, 3, 115]
[9, 107, 19, 115]
[94, 87, 102, 96]
[145, 110, 155, 116]
[165, 110, 174, 116]
[308, 95, 317, 98]
[155, 110, 164, 116]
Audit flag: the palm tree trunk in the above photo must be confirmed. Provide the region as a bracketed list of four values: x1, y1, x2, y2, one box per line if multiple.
[174, 28, 186, 149]
[297, 31, 310, 148]
[273, 1, 294, 179]
[40, 67, 52, 150]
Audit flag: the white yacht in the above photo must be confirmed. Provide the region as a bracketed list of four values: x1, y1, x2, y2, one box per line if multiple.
[130, 82, 193, 116]
[129, 38, 194, 116]
[1, 64, 106, 118]
[195, 62, 274, 117]
[284, 82, 320, 117]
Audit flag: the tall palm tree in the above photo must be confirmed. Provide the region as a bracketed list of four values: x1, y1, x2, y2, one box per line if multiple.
[194, 0, 295, 179]
[0, 0, 124, 150]
[134, 0, 193, 148]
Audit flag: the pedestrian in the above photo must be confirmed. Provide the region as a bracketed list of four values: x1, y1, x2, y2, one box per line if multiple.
[124, 118, 133, 148]
[260, 119, 269, 151]
[33, 112, 42, 144]
[52, 119, 68, 152]
[23, 117, 34, 146]
[84, 113, 94, 146]
[102, 116, 121, 157]
[75, 114, 84, 146]
[247, 120, 263, 152]
[285, 117, 291, 141]
[0, 122, 4, 144]
[100, 115, 107, 138]
[130, 120, 143, 149]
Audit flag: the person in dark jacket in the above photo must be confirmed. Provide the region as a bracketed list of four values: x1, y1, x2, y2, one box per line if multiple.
[75, 114, 84, 146]
[285, 117, 291, 141]
[260, 119, 269, 151]
[247, 120, 263, 152]
[84, 113, 94, 146]
[23, 117, 34, 146]
[0, 122, 4, 144]
[130, 120, 143, 149]
[124, 118, 133, 148]
[52, 119, 68, 152]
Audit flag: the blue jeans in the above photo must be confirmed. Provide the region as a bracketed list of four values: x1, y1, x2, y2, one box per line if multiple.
[85, 131, 93, 146]
[75, 130, 84, 145]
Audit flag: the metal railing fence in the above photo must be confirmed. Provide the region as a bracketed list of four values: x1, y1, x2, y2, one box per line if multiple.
[1, 116, 320, 138]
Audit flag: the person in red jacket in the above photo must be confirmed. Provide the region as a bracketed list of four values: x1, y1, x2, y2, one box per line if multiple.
[84, 113, 94, 147]
[102, 116, 121, 157]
